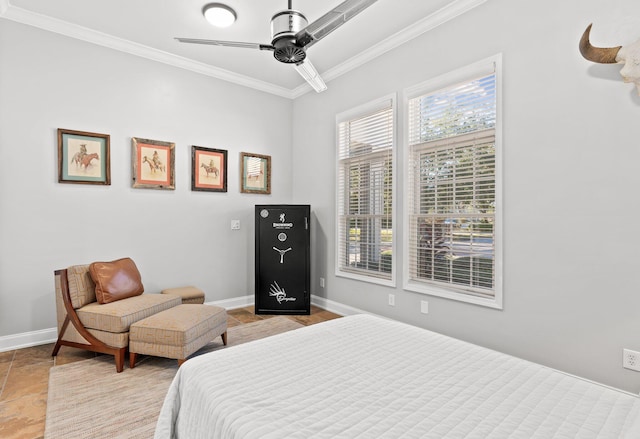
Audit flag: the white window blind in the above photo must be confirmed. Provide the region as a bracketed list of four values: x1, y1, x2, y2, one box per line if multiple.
[406, 63, 500, 306]
[337, 98, 394, 282]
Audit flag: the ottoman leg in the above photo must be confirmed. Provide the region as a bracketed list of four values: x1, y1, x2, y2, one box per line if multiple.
[130, 352, 138, 369]
[221, 331, 228, 346]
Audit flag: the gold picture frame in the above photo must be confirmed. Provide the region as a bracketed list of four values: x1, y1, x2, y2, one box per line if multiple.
[132, 137, 175, 190]
[240, 152, 271, 194]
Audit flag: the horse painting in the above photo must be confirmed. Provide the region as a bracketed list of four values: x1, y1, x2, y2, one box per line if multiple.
[200, 162, 219, 178]
[80, 153, 99, 170]
[143, 156, 165, 174]
[70, 152, 82, 167]
[70, 152, 99, 170]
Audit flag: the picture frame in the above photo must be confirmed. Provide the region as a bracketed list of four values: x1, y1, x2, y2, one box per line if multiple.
[57, 128, 111, 185]
[240, 152, 271, 194]
[191, 146, 228, 192]
[132, 137, 175, 190]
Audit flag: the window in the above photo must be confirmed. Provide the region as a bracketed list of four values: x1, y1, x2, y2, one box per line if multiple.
[336, 96, 395, 285]
[404, 56, 502, 308]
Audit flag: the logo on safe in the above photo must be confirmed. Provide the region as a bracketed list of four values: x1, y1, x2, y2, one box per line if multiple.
[272, 212, 293, 229]
[269, 281, 296, 304]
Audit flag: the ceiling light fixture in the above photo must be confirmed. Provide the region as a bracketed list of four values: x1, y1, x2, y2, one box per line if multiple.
[202, 3, 237, 28]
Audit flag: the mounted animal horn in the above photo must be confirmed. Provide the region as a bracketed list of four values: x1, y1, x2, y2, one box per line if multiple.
[579, 23, 622, 63]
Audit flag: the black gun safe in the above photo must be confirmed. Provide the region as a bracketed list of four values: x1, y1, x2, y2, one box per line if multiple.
[255, 205, 310, 315]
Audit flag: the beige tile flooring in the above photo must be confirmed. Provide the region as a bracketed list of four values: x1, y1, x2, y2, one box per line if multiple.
[0, 305, 341, 439]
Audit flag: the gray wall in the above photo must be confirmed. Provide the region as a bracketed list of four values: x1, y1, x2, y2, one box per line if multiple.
[0, 20, 293, 337]
[3, 0, 640, 394]
[292, 0, 640, 393]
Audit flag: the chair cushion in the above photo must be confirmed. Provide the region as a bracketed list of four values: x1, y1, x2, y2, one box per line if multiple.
[65, 265, 97, 309]
[77, 294, 181, 333]
[89, 257, 144, 304]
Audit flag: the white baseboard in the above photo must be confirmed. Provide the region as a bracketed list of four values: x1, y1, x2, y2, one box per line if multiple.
[0, 327, 58, 353]
[0, 295, 369, 352]
[207, 294, 373, 316]
[311, 295, 387, 320]
[206, 294, 254, 310]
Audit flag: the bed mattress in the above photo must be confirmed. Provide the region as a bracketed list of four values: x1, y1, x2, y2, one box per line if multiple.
[155, 314, 640, 438]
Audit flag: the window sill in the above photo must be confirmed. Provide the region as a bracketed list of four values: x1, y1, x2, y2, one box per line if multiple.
[403, 280, 502, 309]
[336, 269, 396, 288]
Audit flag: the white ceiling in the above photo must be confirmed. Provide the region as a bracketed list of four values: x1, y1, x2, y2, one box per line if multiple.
[0, 0, 486, 98]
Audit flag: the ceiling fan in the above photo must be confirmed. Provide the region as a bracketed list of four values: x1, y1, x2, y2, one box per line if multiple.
[175, 0, 379, 92]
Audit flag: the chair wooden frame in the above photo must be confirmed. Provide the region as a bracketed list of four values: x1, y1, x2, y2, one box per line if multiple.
[51, 269, 127, 373]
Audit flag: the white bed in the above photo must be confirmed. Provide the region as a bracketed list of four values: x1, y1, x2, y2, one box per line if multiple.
[155, 314, 640, 438]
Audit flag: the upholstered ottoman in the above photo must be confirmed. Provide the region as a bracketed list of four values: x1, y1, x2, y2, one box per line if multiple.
[129, 304, 227, 368]
[161, 286, 205, 304]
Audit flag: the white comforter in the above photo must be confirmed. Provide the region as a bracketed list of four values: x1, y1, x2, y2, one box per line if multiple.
[155, 314, 640, 438]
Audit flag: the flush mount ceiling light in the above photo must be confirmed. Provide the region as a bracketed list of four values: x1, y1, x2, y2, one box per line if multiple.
[202, 3, 237, 28]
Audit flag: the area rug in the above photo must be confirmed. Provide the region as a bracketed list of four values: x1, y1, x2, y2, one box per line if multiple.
[44, 316, 304, 439]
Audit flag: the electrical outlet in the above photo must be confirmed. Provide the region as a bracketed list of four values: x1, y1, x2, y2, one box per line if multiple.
[623, 349, 640, 371]
[420, 300, 429, 314]
[231, 219, 240, 230]
[319, 277, 325, 288]
[388, 294, 395, 306]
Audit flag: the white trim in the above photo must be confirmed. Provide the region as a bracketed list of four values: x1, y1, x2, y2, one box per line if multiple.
[335, 94, 395, 124]
[404, 53, 501, 99]
[0, 4, 294, 99]
[311, 295, 389, 320]
[206, 294, 254, 310]
[291, 0, 487, 98]
[2, 293, 635, 398]
[0, 294, 369, 352]
[0, 327, 58, 353]
[335, 271, 396, 288]
[335, 93, 397, 288]
[0, 295, 254, 352]
[402, 53, 503, 310]
[0, 0, 487, 99]
[322, 0, 486, 90]
[0, 294, 372, 352]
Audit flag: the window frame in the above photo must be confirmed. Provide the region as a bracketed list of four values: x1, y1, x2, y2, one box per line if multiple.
[335, 94, 397, 287]
[402, 55, 503, 309]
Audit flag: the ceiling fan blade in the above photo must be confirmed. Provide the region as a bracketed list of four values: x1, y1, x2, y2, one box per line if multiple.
[295, 0, 378, 48]
[175, 38, 274, 51]
[294, 59, 327, 93]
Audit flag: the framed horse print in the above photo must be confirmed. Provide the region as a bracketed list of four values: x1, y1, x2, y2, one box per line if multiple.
[191, 146, 227, 192]
[240, 152, 271, 194]
[58, 128, 111, 185]
[131, 137, 175, 190]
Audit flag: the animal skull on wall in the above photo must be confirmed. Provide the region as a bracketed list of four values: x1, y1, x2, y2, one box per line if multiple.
[579, 24, 640, 95]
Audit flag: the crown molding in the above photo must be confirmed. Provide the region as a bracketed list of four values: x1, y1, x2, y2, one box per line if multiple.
[1, 0, 485, 100]
[291, 0, 487, 99]
[0, 2, 295, 99]
[324, 0, 488, 84]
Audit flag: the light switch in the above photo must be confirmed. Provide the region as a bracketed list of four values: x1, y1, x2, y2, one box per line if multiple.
[231, 220, 240, 230]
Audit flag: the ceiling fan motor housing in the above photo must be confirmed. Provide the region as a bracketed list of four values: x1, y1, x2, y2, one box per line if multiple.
[271, 9, 307, 63]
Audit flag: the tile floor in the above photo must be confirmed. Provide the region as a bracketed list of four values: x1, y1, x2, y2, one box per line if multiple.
[0, 305, 341, 439]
